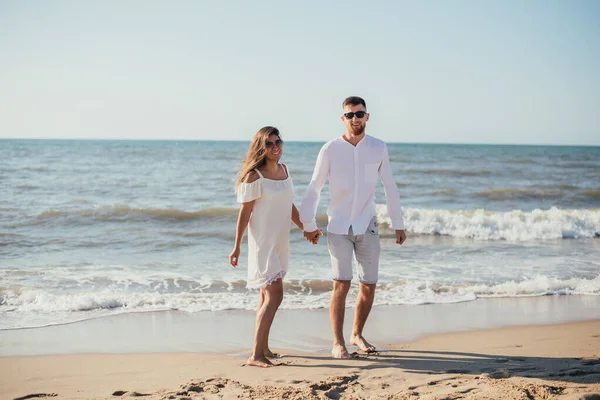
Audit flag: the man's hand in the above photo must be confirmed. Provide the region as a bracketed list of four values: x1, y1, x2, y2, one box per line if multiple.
[395, 230, 406, 245]
[304, 229, 323, 245]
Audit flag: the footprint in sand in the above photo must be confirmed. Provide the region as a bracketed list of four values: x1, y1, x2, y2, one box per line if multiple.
[13, 394, 58, 400]
[111, 391, 151, 397]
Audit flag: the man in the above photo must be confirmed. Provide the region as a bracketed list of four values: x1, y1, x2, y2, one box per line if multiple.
[300, 96, 406, 359]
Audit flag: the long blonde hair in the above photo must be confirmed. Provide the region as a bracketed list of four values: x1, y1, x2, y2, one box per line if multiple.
[235, 126, 281, 190]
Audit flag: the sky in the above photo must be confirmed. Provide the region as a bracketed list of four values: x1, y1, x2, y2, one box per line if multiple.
[1, 1, 599, 145]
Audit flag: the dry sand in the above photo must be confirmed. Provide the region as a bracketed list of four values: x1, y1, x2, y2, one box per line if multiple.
[2, 320, 599, 400]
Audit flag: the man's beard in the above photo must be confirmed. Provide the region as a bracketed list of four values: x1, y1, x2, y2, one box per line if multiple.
[351, 124, 365, 135]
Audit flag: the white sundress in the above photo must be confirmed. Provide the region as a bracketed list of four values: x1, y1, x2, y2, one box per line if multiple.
[236, 164, 294, 289]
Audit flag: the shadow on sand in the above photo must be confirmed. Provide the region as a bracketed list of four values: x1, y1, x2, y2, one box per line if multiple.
[289, 348, 600, 385]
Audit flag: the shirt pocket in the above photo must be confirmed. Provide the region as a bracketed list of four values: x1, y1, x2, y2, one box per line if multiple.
[367, 217, 379, 235]
[364, 163, 380, 184]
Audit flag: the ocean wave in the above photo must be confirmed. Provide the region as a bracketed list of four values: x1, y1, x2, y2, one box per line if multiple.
[377, 205, 600, 240]
[403, 168, 492, 177]
[1, 275, 598, 329]
[35, 206, 240, 224]
[376, 274, 600, 305]
[429, 188, 458, 196]
[559, 161, 600, 169]
[0, 233, 25, 238]
[22, 205, 600, 242]
[508, 158, 537, 164]
[473, 186, 599, 202]
[15, 184, 40, 190]
[581, 190, 600, 199]
[475, 188, 564, 200]
[22, 166, 51, 173]
[557, 184, 580, 190]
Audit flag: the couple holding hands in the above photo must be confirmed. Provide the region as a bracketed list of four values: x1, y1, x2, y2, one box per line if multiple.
[229, 96, 407, 368]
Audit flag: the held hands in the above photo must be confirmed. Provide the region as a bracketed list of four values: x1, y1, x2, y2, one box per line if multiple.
[303, 229, 323, 245]
[229, 247, 240, 267]
[396, 230, 407, 245]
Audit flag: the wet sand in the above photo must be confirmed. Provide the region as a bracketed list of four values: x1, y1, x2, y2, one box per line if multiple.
[1, 297, 599, 399]
[1, 320, 599, 399]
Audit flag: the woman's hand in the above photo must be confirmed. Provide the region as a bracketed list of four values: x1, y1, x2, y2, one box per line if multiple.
[229, 247, 241, 267]
[305, 229, 323, 245]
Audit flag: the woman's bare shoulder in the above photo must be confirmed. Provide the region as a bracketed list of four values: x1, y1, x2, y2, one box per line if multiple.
[244, 170, 260, 183]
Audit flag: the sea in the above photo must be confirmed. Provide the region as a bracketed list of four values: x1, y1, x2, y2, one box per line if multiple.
[1, 139, 599, 330]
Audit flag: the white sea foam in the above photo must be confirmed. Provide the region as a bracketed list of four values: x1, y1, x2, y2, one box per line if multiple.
[16, 205, 600, 242]
[377, 206, 600, 240]
[2, 274, 598, 329]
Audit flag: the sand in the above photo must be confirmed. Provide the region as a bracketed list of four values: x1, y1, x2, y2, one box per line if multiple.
[2, 319, 599, 400]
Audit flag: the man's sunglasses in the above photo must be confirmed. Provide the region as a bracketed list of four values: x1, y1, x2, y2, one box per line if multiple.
[343, 111, 367, 119]
[266, 139, 284, 148]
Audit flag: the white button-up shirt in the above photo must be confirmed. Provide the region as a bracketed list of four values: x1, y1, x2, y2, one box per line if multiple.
[300, 134, 404, 235]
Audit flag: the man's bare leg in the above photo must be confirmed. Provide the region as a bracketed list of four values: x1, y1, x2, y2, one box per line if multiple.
[247, 279, 283, 367]
[350, 282, 377, 352]
[330, 280, 351, 358]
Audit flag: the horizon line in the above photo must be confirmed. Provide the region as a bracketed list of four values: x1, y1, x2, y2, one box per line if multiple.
[1, 137, 599, 147]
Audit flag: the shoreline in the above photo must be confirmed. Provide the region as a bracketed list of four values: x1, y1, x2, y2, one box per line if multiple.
[1, 295, 599, 357]
[1, 319, 598, 399]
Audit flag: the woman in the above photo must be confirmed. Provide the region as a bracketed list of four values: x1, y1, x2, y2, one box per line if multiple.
[230, 126, 319, 368]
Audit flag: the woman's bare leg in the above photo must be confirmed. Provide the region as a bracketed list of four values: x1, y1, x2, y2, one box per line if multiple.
[247, 279, 284, 367]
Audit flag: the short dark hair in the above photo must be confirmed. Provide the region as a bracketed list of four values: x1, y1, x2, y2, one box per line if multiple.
[342, 96, 366, 110]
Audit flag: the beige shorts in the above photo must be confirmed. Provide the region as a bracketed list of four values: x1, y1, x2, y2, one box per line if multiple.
[327, 217, 381, 284]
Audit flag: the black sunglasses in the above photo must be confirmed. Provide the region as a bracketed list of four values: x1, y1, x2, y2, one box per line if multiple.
[343, 111, 367, 119]
[265, 139, 284, 148]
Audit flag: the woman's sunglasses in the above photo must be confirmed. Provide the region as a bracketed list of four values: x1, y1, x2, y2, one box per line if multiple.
[266, 139, 284, 148]
[343, 111, 367, 119]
